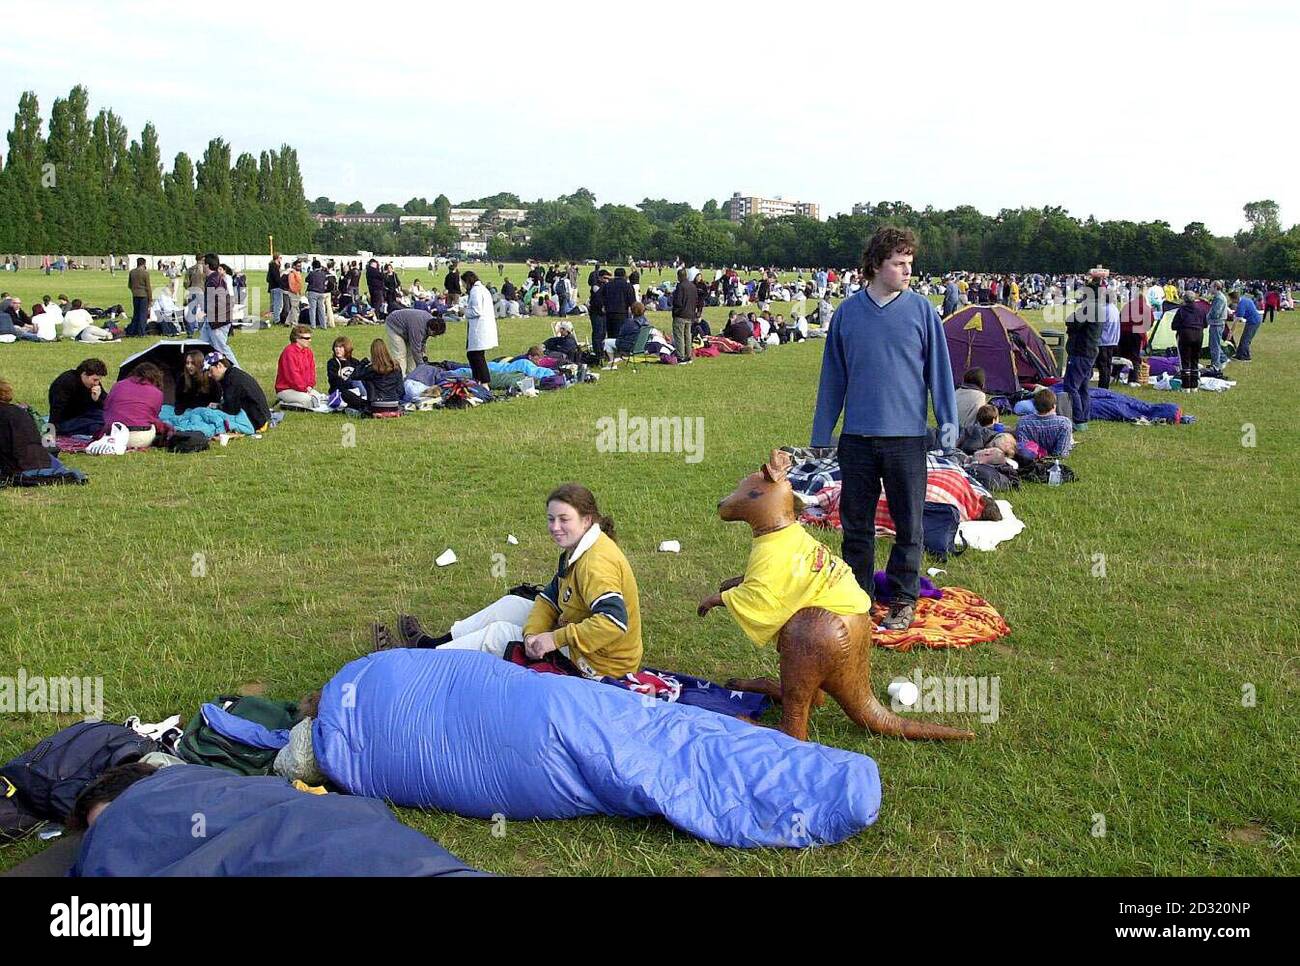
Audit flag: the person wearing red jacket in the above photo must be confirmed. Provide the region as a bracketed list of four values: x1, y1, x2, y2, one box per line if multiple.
[274, 325, 327, 411]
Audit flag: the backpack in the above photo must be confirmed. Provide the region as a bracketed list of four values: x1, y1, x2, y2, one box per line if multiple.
[0, 721, 156, 820]
[176, 695, 300, 776]
[166, 430, 209, 453]
[1, 775, 45, 841]
[922, 502, 967, 561]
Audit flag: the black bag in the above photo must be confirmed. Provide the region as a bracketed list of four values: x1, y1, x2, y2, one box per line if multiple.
[0, 722, 156, 820]
[1021, 460, 1078, 484]
[1, 776, 45, 841]
[166, 430, 209, 453]
[922, 502, 967, 560]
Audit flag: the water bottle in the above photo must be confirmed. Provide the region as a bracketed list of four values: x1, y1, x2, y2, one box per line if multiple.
[41, 421, 56, 451]
[1048, 460, 1062, 487]
[576, 363, 588, 383]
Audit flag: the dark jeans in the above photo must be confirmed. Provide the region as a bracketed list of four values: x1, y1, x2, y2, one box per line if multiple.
[590, 314, 607, 362]
[838, 434, 928, 606]
[1177, 333, 1202, 388]
[1095, 345, 1115, 389]
[56, 408, 105, 436]
[1236, 321, 1260, 360]
[1063, 353, 1095, 424]
[128, 296, 149, 337]
[1263, 306, 1275, 324]
[467, 350, 491, 384]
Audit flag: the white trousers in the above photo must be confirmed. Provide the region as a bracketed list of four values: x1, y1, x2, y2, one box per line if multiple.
[440, 594, 537, 657]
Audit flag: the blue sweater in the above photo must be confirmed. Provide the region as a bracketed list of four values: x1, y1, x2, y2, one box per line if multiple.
[810, 289, 958, 445]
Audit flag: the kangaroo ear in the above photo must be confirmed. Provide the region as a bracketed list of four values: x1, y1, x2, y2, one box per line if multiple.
[762, 449, 791, 483]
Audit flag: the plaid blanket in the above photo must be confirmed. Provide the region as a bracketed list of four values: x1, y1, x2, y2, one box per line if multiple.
[797, 455, 992, 533]
[783, 446, 841, 495]
[869, 587, 1010, 652]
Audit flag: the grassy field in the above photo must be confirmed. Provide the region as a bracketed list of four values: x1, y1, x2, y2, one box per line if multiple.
[1, 266, 1296, 876]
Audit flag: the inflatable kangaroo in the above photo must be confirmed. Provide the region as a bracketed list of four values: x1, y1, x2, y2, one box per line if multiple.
[698, 448, 974, 742]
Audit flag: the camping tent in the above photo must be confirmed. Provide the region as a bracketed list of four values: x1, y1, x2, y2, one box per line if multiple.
[117, 339, 215, 404]
[942, 305, 1058, 394]
[1148, 299, 1211, 353]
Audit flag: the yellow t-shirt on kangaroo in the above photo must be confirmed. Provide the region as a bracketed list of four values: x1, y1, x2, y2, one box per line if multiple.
[722, 525, 871, 646]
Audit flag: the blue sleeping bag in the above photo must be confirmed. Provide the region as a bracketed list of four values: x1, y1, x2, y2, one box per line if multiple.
[72, 764, 480, 876]
[160, 404, 257, 438]
[313, 649, 881, 848]
[1050, 385, 1182, 423]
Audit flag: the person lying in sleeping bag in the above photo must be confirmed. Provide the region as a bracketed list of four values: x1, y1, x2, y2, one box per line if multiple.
[308, 647, 883, 849]
[67, 762, 479, 877]
[389, 482, 641, 679]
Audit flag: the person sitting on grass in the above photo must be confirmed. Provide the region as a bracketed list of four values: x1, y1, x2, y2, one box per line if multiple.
[344, 339, 404, 416]
[62, 299, 117, 342]
[379, 483, 642, 679]
[48, 358, 110, 436]
[0, 377, 87, 483]
[327, 336, 368, 411]
[0, 295, 42, 341]
[175, 349, 223, 414]
[955, 367, 988, 429]
[724, 309, 755, 344]
[957, 403, 1005, 454]
[206, 352, 271, 432]
[543, 319, 582, 364]
[101, 361, 165, 449]
[1014, 387, 1074, 460]
[275, 325, 330, 412]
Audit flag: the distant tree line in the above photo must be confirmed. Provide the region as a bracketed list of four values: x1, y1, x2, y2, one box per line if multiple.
[0, 86, 316, 255]
[4, 92, 1294, 278]
[310, 187, 1300, 280]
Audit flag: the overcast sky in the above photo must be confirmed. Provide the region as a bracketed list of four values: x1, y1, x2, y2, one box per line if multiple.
[3, 0, 1294, 235]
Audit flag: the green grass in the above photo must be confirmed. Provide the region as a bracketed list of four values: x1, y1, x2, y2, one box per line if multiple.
[1, 266, 1296, 876]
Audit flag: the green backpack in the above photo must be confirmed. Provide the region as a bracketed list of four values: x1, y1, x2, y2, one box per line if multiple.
[177, 695, 300, 776]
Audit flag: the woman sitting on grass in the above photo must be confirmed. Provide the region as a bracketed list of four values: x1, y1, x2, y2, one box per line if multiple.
[175, 349, 223, 414]
[0, 377, 86, 484]
[275, 325, 329, 411]
[327, 336, 367, 411]
[101, 361, 165, 449]
[543, 320, 581, 364]
[378, 483, 643, 679]
[346, 339, 403, 415]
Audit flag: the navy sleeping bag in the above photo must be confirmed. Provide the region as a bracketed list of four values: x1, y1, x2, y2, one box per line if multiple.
[313, 649, 882, 848]
[1052, 384, 1183, 423]
[72, 764, 480, 876]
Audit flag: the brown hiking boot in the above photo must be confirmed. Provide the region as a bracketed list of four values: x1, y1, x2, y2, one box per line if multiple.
[398, 613, 427, 648]
[371, 622, 401, 652]
[881, 602, 916, 631]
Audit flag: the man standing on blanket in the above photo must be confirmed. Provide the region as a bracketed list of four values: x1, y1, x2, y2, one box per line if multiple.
[810, 226, 957, 631]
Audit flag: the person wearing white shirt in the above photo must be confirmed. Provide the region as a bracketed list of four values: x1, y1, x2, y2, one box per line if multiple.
[62, 300, 115, 342]
[462, 271, 498, 385]
[1146, 281, 1165, 320]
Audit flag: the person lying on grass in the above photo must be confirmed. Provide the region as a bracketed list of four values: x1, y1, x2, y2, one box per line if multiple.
[378, 483, 643, 679]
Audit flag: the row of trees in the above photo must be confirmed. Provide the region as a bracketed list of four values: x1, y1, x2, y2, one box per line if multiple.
[0, 86, 317, 254]
[309, 186, 1299, 279]
[3, 90, 1294, 278]
[511, 194, 1299, 280]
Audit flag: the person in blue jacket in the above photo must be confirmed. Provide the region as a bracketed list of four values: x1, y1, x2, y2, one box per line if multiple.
[810, 226, 957, 631]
